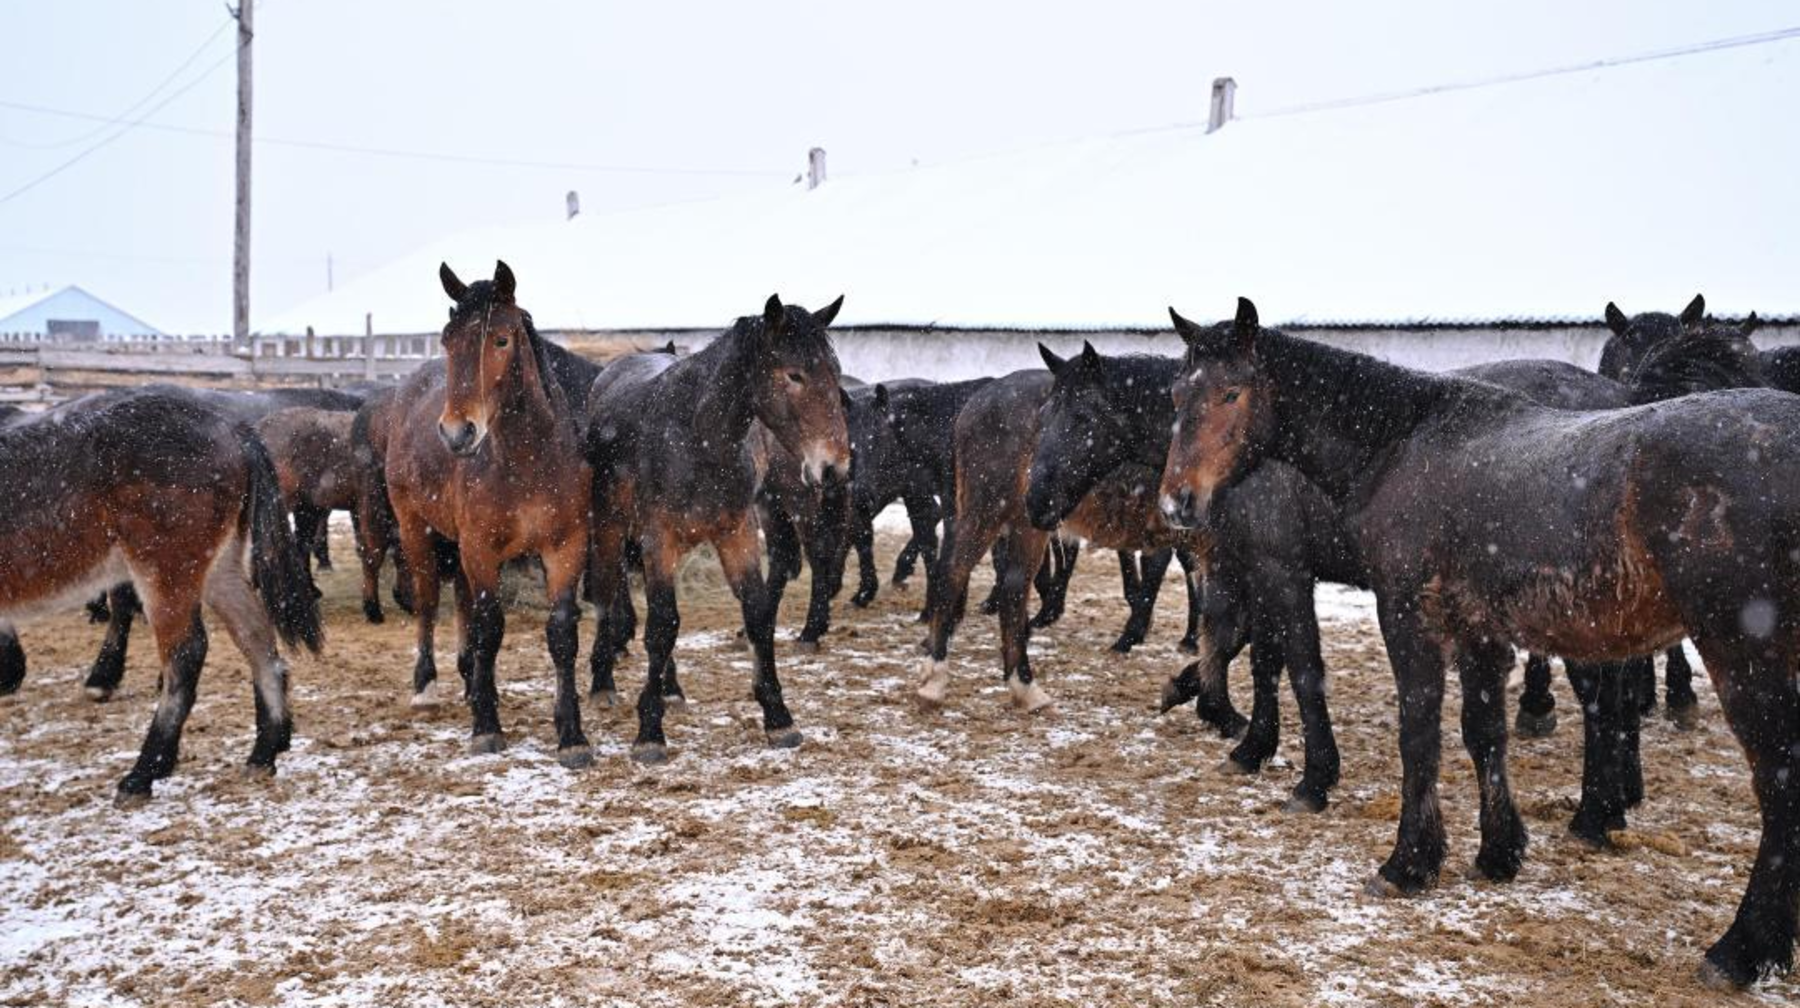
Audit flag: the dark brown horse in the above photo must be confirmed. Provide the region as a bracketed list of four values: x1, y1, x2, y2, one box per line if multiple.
[1162, 297, 1800, 988]
[384, 261, 595, 766]
[256, 407, 362, 580]
[584, 295, 850, 763]
[0, 385, 321, 803]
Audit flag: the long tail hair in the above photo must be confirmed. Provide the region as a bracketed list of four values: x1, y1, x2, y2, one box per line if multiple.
[240, 427, 324, 653]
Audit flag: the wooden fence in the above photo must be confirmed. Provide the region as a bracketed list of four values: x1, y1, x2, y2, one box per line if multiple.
[0, 330, 440, 394]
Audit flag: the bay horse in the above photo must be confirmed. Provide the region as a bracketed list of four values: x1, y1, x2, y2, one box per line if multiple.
[1162, 297, 1800, 988]
[256, 407, 363, 583]
[383, 261, 595, 766]
[349, 385, 415, 624]
[584, 295, 850, 763]
[916, 356, 1205, 715]
[0, 385, 321, 803]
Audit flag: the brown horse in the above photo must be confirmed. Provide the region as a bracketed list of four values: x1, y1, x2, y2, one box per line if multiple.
[0, 385, 321, 804]
[584, 295, 850, 763]
[256, 407, 362, 581]
[349, 386, 416, 624]
[384, 261, 595, 766]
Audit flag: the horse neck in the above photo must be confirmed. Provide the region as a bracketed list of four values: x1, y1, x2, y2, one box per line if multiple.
[1257, 332, 1463, 501]
[689, 326, 762, 450]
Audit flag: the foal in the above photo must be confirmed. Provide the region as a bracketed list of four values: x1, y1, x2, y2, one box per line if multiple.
[1162, 297, 1800, 988]
[585, 295, 850, 763]
[0, 386, 321, 803]
[384, 261, 595, 766]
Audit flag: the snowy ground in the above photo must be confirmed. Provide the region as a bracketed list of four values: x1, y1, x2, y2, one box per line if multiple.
[1, 528, 1795, 1007]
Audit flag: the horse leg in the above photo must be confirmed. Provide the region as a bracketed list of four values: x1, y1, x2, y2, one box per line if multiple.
[1110, 551, 1144, 649]
[83, 583, 138, 701]
[718, 518, 802, 747]
[0, 621, 23, 696]
[851, 513, 880, 608]
[1283, 582, 1340, 814]
[630, 526, 680, 763]
[1225, 618, 1283, 774]
[395, 513, 444, 708]
[1367, 598, 1449, 895]
[796, 506, 840, 652]
[1562, 661, 1630, 846]
[916, 504, 994, 710]
[1688, 632, 1800, 988]
[115, 592, 206, 806]
[979, 544, 1004, 616]
[1114, 549, 1172, 654]
[1514, 653, 1558, 737]
[892, 489, 940, 588]
[996, 526, 1053, 712]
[763, 507, 801, 624]
[202, 543, 292, 777]
[542, 536, 591, 769]
[1160, 558, 1249, 737]
[460, 554, 508, 755]
[1664, 643, 1701, 729]
[290, 503, 324, 576]
[1632, 652, 1657, 716]
[1176, 548, 1201, 654]
[1030, 539, 1078, 628]
[1459, 637, 1528, 881]
[1619, 655, 1647, 809]
[354, 492, 389, 624]
[586, 507, 629, 704]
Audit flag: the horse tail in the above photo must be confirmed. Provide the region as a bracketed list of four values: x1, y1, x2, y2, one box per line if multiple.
[240, 427, 325, 654]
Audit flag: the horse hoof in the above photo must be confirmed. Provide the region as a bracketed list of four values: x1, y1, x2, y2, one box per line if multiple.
[362, 600, 385, 625]
[410, 682, 444, 710]
[557, 745, 594, 770]
[1513, 709, 1557, 738]
[1008, 679, 1054, 714]
[113, 785, 152, 810]
[241, 761, 277, 781]
[1697, 959, 1749, 992]
[1157, 678, 1190, 715]
[1283, 792, 1327, 815]
[1108, 640, 1137, 655]
[83, 685, 115, 703]
[1218, 757, 1259, 776]
[1362, 874, 1408, 899]
[793, 639, 821, 655]
[914, 659, 949, 711]
[766, 728, 803, 749]
[631, 742, 669, 765]
[589, 689, 619, 707]
[468, 733, 508, 756]
[1667, 703, 1701, 731]
[662, 694, 687, 712]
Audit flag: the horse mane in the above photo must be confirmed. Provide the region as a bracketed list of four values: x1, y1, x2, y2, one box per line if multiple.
[1251, 328, 1489, 448]
[451, 279, 571, 421]
[1625, 324, 1765, 404]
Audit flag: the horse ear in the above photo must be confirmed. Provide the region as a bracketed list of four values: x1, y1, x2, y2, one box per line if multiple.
[439, 263, 469, 303]
[1038, 343, 1066, 374]
[1079, 340, 1101, 370]
[1743, 311, 1762, 337]
[661, 340, 677, 355]
[813, 295, 844, 328]
[873, 383, 890, 410]
[1604, 302, 1628, 336]
[1169, 307, 1206, 345]
[492, 261, 517, 302]
[763, 294, 787, 340]
[1233, 297, 1260, 352]
[1681, 294, 1706, 326]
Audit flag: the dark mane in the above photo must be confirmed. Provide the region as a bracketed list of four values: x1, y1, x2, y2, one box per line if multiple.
[450, 279, 572, 420]
[1625, 324, 1765, 404]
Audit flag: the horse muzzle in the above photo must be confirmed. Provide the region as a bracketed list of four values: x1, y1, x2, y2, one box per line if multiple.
[438, 418, 488, 457]
[801, 448, 851, 489]
[1160, 486, 1214, 531]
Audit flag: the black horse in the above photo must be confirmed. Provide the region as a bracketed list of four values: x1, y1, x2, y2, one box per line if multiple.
[1162, 297, 1800, 988]
[585, 295, 850, 762]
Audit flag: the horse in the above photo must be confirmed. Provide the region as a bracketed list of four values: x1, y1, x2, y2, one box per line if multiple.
[1161, 297, 1800, 988]
[842, 380, 946, 605]
[256, 407, 363, 583]
[383, 261, 595, 766]
[916, 352, 1206, 715]
[754, 414, 856, 652]
[0, 385, 321, 803]
[349, 385, 415, 624]
[584, 294, 850, 763]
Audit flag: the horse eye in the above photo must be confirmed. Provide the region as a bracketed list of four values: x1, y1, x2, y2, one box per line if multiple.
[787, 372, 805, 385]
[1222, 388, 1241, 404]
[495, 336, 510, 348]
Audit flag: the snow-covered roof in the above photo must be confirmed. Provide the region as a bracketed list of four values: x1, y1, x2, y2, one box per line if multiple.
[0, 285, 164, 336]
[264, 37, 1800, 335]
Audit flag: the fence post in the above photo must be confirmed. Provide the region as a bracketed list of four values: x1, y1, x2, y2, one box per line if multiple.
[364, 313, 377, 381]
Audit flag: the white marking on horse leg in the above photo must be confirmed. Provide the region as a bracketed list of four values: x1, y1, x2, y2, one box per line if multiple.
[1008, 677, 1053, 713]
[914, 658, 949, 710]
[411, 678, 444, 709]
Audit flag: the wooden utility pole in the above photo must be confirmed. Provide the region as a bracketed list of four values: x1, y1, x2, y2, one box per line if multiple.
[232, 1, 253, 348]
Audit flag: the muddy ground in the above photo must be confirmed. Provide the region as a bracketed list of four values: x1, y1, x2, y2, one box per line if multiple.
[1, 525, 1795, 1007]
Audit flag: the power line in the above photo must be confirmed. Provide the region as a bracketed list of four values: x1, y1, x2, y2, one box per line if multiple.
[0, 19, 232, 151]
[0, 97, 790, 178]
[0, 52, 233, 209]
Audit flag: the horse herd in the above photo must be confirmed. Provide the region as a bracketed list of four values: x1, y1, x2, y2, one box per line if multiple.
[0, 265, 1795, 988]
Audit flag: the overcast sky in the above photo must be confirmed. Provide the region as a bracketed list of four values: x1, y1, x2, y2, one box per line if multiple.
[0, 1, 1791, 332]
